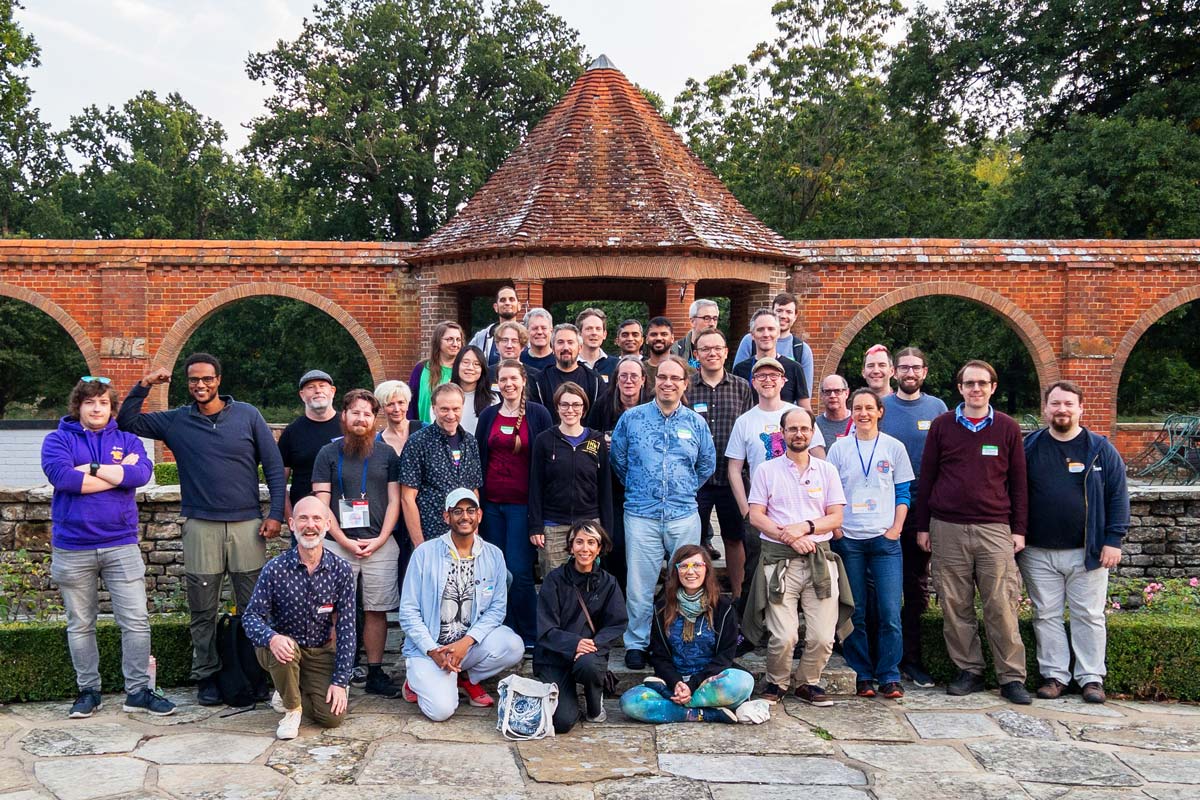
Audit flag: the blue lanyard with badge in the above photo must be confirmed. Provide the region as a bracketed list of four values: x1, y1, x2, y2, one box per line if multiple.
[849, 436, 887, 525]
[337, 447, 370, 529]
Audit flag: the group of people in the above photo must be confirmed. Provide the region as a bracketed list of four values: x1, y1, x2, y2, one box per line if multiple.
[41, 285, 1130, 742]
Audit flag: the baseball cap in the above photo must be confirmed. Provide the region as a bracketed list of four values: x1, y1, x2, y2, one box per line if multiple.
[298, 369, 334, 389]
[751, 357, 785, 374]
[444, 488, 480, 511]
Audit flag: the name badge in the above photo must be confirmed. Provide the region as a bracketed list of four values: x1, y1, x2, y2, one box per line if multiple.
[917, 420, 931, 431]
[451, 449, 463, 465]
[806, 486, 823, 498]
[1067, 461, 1085, 473]
[981, 445, 999, 457]
[500, 425, 515, 435]
[490, 384, 500, 394]
[601, 374, 610, 383]
[317, 603, 334, 615]
[339, 499, 370, 528]
[694, 402, 709, 414]
[677, 429, 693, 440]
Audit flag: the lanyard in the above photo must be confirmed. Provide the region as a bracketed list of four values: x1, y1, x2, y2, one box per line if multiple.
[855, 434, 880, 481]
[337, 447, 370, 500]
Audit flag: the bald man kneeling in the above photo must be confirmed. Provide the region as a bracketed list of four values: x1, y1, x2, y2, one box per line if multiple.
[242, 496, 357, 739]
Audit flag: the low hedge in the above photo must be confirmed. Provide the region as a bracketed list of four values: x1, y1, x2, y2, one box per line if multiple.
[0, 615, 191, 702]
[919, 605, 1200, 701]
[152, 463, 266, 486]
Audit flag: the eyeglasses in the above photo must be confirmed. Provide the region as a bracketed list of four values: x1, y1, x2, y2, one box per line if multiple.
[497, 337, 521, 346]
[448, 506, 480, 518]
[187, 376, 218, 386]
[80, 376, 110, 384]
[753, 373, 783, 383]
[960, 380, 993, 389]
[784, 425, 812, 435]
[557, 401, 585, 411]
[693, 315, 719, 324]
[696, 345, 725, 354]
[896, 365, 926, 373]
[675, 561, 706, 572]
[616, 373, 642, 383]
[820, 387, 847, 395]
[656, 375, 685, 383]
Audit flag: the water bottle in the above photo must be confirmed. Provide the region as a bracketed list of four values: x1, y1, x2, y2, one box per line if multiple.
[148, 655, 157, 691]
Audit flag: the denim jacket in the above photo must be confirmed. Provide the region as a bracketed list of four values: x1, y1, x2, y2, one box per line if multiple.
[610, 401, 716, 521]
[398, 533, 508, 659]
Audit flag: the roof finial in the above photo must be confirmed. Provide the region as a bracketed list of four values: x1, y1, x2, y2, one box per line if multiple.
[587, 54, 617, 71]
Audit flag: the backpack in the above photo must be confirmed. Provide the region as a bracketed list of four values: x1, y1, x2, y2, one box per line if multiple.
[215, 613, 269, 708]
[496, 674, 559, 740]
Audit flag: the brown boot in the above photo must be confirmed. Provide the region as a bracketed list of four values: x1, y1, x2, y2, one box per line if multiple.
[1036, 678, 1066, 699]
[1081, 682, 1107, 704]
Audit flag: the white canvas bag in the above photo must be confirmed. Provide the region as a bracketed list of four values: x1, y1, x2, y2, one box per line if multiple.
[495, 674, 559, 740]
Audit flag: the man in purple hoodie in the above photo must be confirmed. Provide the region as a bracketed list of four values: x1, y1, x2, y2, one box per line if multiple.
[42, 378, 176, 719]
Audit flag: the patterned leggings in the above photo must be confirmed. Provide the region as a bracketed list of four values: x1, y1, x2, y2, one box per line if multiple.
[620, 668, 754, 723]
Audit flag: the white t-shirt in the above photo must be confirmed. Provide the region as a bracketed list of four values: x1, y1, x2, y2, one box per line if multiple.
[825, 432, 914, 539]
[725, 403, 827, 477]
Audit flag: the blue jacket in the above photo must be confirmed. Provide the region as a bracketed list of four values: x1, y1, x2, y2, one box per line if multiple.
[610, 401, 716, 521]
[1024, 427, 1130, 570]
[475, 400, 553, 481]
[41, 417, 153, 550]
[117, 383, 286, 522]
[399, 534, 509, 659]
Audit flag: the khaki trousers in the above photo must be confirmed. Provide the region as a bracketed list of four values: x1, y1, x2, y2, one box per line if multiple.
[256, 640, 344, 728]
[763, 556, 839, 689]
[929, 518, 1027, 683]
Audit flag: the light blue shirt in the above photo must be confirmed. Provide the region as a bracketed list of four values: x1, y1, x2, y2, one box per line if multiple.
[954, 403, 995, 433]
[611, 401, 716, 522]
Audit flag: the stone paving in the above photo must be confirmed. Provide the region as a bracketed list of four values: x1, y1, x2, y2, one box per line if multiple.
[3, 653, 1199, 800]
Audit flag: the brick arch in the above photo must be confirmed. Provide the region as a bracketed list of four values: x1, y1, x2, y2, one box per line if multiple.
[154, 283, 387, 388]
[1111, 284, 1200, 413]
[0, 282, 102, 374]
[822, 281, 1060, 392]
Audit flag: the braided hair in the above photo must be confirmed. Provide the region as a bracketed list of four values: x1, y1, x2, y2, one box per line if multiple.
[497, 359, 528, 453]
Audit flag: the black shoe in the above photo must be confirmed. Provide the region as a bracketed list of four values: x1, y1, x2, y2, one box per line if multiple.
[365, 672, 402, 698]
[196, 677, 222, 706]
[794, 684, 834, 707]
[624, 649, 647, 670]
[123, 687, 177, 716]
[350, 665, 369, 686]
[946, 670, 986, 696]
[705, 544, 723, 562]
[856, 680, 876, 698]
[900, 661, 936, 688]
[878, 681, 904, 699]
[760, 682, 786, 704]
[1000, 681, 1032, 705]
[69, 688, 103, 718]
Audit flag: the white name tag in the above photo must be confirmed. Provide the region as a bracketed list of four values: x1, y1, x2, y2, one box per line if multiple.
[694, 402, 709, 414]
[1068, 462, 1085, 473]
[677, 429, 693, 440]
[917, 420, 931, 431]
[338, 499, 369, 529]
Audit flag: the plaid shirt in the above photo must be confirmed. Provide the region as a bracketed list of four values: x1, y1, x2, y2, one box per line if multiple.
[685, 370, 753, 487]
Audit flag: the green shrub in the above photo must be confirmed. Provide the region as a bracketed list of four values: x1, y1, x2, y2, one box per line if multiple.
[0, 615, 192, 702]
[920, 603, 1200, 701]
[153, 463, 266, 486]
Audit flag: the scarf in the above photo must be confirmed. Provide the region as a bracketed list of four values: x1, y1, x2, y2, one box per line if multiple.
[676, 588, 707, 642]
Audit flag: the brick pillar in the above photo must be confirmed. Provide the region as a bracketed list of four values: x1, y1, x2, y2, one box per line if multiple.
[662, 280, 694, 339]
[513, 278, 544, 312]
[98, 262, 150, 395]
[1061, 262, 1118, 436]
[416, 266, 461, 352]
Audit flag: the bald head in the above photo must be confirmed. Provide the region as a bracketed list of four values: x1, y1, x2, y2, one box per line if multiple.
[290, 496, 331, 548]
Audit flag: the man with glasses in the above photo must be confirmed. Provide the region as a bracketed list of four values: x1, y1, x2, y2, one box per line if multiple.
[880, 346, 948, 687]
[118, 353, 286, 706]
[732, 310, 810, 410]
[671, 299, 721, 369]
[684, 329, 753, 591]
[398, 488, 523, 719]
[611, 354, 716, 670]
[914, 359, 1031, 704]
[815, 375, 852, 444]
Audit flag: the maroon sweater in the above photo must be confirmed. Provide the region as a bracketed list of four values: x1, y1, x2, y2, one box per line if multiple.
[914, 410, 1028, 534]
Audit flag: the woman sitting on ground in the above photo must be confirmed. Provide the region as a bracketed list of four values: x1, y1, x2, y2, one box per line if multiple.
[620, 544, 755, 723]
[534, 520, 627, 733]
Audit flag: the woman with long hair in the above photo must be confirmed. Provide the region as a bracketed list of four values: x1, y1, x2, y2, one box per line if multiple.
[620, 544, 753, 723]
[534, 521, 627, 733]
[475, 359, 552, 649]
[407, 321, 463, 423]
[451, 345, 496, 435]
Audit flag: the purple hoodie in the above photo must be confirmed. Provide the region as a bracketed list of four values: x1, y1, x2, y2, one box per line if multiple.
[41, 417, 153, 550]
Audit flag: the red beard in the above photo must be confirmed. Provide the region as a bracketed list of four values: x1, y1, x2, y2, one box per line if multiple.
[341, 421, 375, 459]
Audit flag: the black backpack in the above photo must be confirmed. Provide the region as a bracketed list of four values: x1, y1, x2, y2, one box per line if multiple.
[215, 613, 269, 708]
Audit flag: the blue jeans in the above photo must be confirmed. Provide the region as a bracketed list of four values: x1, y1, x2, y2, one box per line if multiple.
[482, 501, 537, 646]
[623, 511, 700, 650]
[833, 534, 903, 684]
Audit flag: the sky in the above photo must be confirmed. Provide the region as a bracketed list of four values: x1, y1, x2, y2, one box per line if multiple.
[16, 1, 919, 152]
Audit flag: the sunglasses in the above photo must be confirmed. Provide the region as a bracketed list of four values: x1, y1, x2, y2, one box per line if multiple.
[80, 376, 111, 384]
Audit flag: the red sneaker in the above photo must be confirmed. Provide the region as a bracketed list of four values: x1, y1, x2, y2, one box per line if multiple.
[402, 680, 418, 703]
[457, 675, 494, 707]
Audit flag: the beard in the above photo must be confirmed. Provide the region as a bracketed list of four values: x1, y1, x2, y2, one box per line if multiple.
[898, 375, 922, 393]
[1049, 415, 1075, 434]
[306, 397, 331, 413]
[341, 419, 375, 458]
[296, 531, 323, 550]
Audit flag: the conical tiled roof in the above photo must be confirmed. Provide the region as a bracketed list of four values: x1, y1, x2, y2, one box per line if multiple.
[412, 56, 796, 263]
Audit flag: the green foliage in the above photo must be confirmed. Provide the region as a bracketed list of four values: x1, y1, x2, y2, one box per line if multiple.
[0, 615, 191, 702]
[153, 462, 179, 486]
[0, 549, 61, 622]
[1108, 576, 1200, 615]
[244, 0, 585, 241]
[0, 297, 88, 418]
[166, 297, 373, 415]
[1119, 303, 1200, 417]
[919, 604, 1200, 700]
[840, 296, 1040, 415]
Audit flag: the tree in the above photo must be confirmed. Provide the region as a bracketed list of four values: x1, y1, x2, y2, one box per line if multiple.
[244, 0, 585, 242]
[0, 298, 88, 418]
[1119, 302, 1200, 417]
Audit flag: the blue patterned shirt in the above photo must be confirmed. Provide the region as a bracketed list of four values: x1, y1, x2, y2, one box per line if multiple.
[610, 401, 716, 521]
[243, 546, 357, 687]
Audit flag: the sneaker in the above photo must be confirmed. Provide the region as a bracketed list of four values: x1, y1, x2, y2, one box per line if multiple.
[69, 688, 103, 718]
[1000, 681, 1032, 705]
[365, 672, 401, 698]
[794, 684, 834, 707]
[458, 675, 495, 707]
[1081, 682, 1107, 704]
[947, 670, 986, 696]
[270, 690, 287, 713]
[350, 665, 369, 686]
[856, 680, 876, 698]
[402, 680, 418, 703]
[123, 687, 177, 716]
[696, 707, 738, 723]
[276, 708, 302, 740]
[760, 682, 787, 704]
[878, 681, 905, 699]
[586, 707, 608, 723]
[624, 649, 647, 670]
[900, 661, 936, 688]
[196, 676, 222, 706]
[1036, 678, 1067, 699]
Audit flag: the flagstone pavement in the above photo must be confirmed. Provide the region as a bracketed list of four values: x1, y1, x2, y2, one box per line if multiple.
[3, 649, 1198, 800]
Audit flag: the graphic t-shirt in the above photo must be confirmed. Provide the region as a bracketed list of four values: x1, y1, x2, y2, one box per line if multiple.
[726, 403, 827, 477]
[438, 556, 476, 645]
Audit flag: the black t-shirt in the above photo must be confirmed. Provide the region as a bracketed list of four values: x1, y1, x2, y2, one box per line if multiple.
[732, 355, 810, 406]
[311, 440, 399, 539]
[277, 415, 343, 505]
[1026, 431, 1089, 549]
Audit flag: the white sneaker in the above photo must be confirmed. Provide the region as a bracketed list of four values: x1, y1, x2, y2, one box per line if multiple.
[270, 691, 286, 713]
[586, 707, 607, 723]
[276, 708, 302, 740]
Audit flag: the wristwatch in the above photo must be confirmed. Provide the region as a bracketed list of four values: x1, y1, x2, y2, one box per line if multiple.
[806, 520, 815, 536]
[89, 462, 100, 476]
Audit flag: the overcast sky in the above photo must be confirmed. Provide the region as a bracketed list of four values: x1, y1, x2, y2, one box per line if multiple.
[17, 0, 921, 152]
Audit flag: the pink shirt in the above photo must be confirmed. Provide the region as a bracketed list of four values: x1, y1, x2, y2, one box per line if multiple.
[748, 455, 847, 544]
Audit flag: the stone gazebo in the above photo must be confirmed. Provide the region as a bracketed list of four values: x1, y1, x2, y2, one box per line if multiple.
[406, 55, 798, 338]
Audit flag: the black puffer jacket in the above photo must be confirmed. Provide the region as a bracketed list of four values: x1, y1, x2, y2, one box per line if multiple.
[533, 560, 627, 671]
